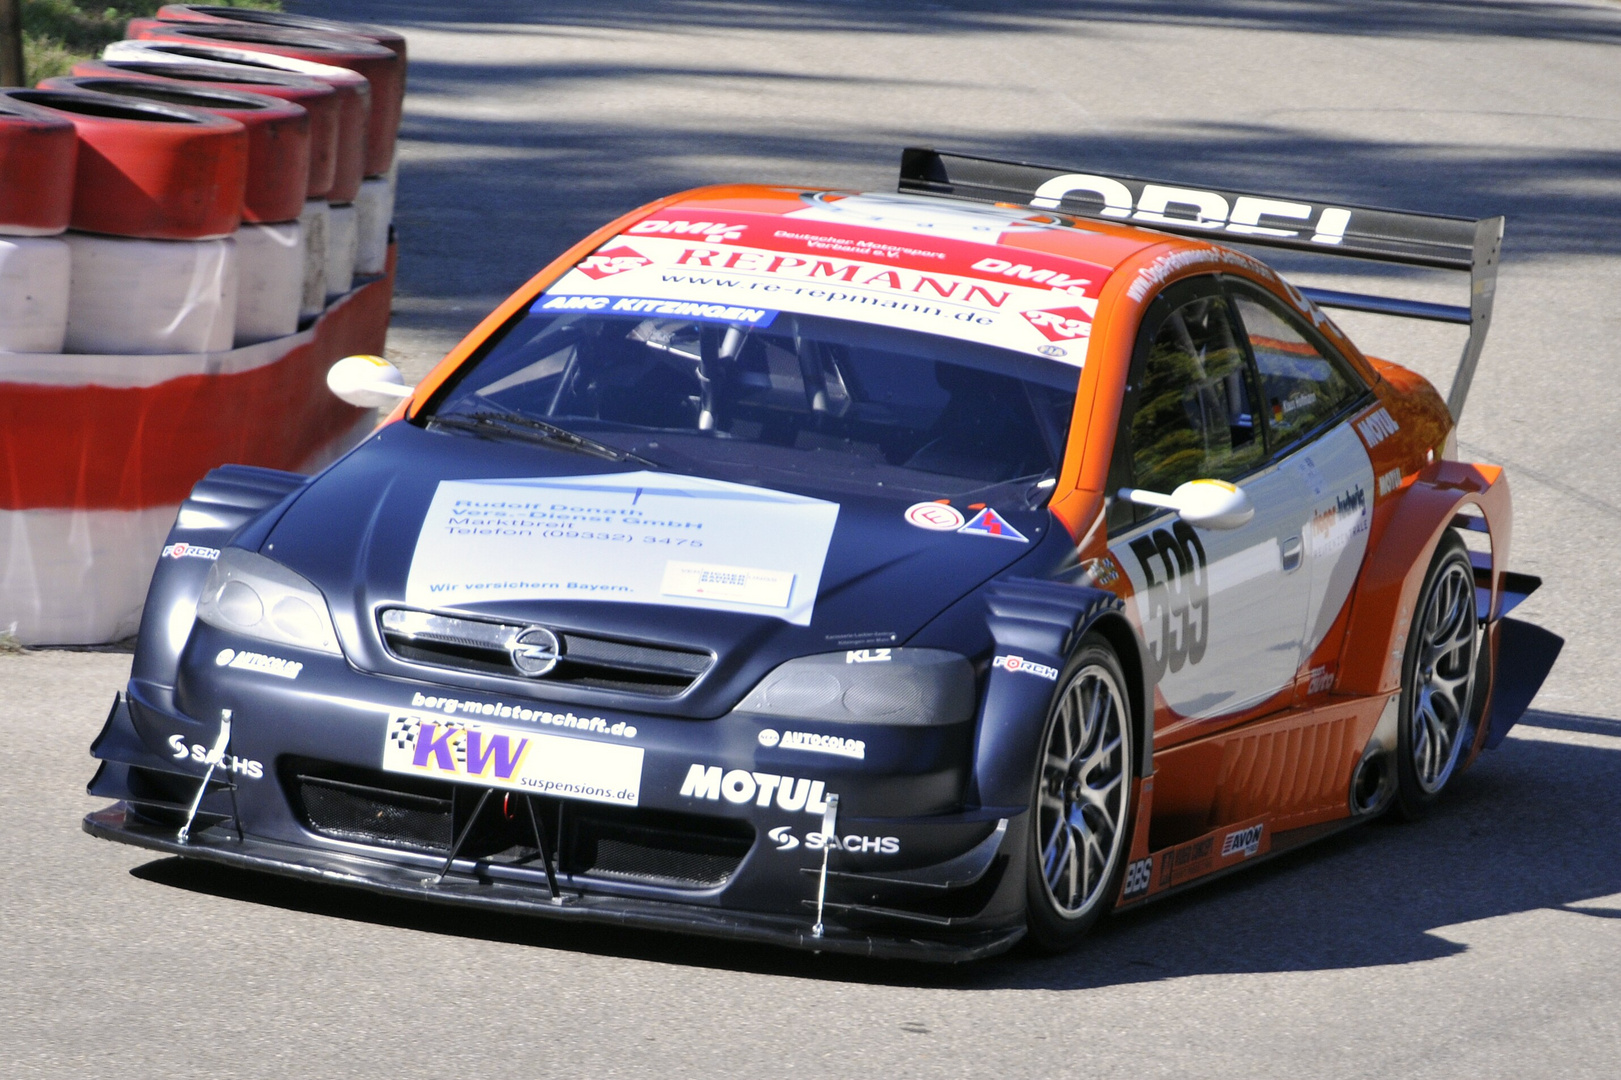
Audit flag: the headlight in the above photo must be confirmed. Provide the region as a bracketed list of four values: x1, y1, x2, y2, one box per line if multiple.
[195, 548, 342, 655]
[733, 649, 974, 726]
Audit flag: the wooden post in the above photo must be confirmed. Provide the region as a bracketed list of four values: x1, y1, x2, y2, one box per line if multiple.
[0, 0, 24, 87]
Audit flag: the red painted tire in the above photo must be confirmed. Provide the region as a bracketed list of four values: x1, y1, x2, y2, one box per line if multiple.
[72, 57, 339, 201]
[153, 5, 407, 63]
[128, 21, 399, 178]
[0, 93, 78, 235]
[41, 76, 308, 225]
[107, 39, 369, 203]
[6, 87, 246, 240]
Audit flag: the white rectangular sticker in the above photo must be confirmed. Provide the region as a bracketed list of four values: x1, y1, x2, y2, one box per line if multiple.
[383, 713, 644, 807]
[661, 560, 794, 607]
[404, 471, 838, 625]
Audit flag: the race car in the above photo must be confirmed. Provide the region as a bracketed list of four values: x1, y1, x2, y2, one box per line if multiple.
[85, 149, 1563, 961]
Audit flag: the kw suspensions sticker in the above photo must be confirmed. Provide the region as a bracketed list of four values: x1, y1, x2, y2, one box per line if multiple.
[542, 201, 1114, 364]
[405, 472, 839, 625]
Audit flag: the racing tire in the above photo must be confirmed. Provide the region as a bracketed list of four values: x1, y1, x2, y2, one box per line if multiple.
[127, 21, 399, 178]
[0, 93, 78, 236]
[154, 6, 408, 62]
[0, 236, 71, 352]
[352, 175, 392, 275]
[7, 87, 247, 241]
[296, 198, 329, 317]
[40, 76, 310, 225]
[63, 232, 237, 354]
[1393, 529, 1480, 820]
[1024, 634, 1136, 952]
[233, 221, 303, 345]
[324, 202, 358, 300]
[71, 57, 340, 202]
[108, 39, 371, 203]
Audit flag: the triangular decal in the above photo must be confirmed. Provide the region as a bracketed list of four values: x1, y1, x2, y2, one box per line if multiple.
[957, 508, 1028, 542]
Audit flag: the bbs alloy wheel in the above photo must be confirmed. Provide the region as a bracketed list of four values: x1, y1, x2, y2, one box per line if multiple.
[1395, 532, 1479, 818]
[1025, 636, 1134, 950]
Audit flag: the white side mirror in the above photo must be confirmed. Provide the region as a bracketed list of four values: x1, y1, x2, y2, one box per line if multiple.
[1120, 479, 1255, 530]
[327, 354, 414, 409]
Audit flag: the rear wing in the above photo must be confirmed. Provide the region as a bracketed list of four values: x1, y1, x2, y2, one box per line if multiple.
[898, 147, 1504, 420]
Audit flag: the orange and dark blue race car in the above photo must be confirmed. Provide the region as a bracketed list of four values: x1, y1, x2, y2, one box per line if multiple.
[85, 148, 1562, 960]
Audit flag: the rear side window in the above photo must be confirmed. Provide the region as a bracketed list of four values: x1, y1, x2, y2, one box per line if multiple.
[1231, 288, 1366, 449]
[1129, 293, 1265, 492]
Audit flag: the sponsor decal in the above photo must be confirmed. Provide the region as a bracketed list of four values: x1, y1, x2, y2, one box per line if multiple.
[167, 733, 263, 780]
[1355, 407, 1400, 448]
[971, 256, 1092, 294]
[1376, 467, 1403, 498]
[679, 763, 829, 815]
[1126, 521, 1210, 681]
[957, 507, 1028, 542]
[572, 244, 652, 279]
[1037, 344, 1068, 358]
[1221, 823, 1265, 858]
[627, 218, 746, 242]
[1123, 856, 1153, 898]
[1158, 835, 1215, 889]
[1308, 486, 1369, 558]
[904, 502, 966, 531]
[1021, 305, 1093, 343]
[768, 825, 899, 855]
[405, 472, 837, 627]
[757, 728, 781, 747]
[384, 714, 644, 806]
[213, 648, 302, 680]
[993, 654, 1059, 681]
[846, 648, 892, 663]
[534, 292, 776, 327]
[777, 730, 866, 760]
[1082, 557, 1120, 588]
[1126, 247, 1277, 303]
[408, 690, 637, 739]
[825, 630, 899, 648]
[1031, 174, 1352, 246]
[1307, 665, 1335, 694]
[161, 542, 220, 561]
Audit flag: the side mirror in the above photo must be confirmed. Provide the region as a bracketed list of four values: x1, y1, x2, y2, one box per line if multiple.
[327, 354, 415, 409]
[1120, 479, 1254, 530]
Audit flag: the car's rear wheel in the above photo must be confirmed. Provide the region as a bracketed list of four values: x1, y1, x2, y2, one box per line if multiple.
[1394, 530, 1479, 819]
[1024, 635, 1134, 951]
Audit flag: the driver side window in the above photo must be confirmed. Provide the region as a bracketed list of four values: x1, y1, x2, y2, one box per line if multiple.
[1129, 292, 1265, 494]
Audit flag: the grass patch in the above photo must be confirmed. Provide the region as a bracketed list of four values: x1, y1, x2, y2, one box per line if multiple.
[22, 0, 282, 83]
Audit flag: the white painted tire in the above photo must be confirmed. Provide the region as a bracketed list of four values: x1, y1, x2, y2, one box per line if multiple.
[233, 221, 304, 345]
[63, 233, 238, 354]
[325, 202, 358, 300]
[0, 236, 71, 352]
[352, 177, 392, 275]
[297, 197, 328, 318]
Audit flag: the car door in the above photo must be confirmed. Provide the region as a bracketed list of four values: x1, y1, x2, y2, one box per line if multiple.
[1106, 277, 1314, 726]
[1225, 280, 1376, 694]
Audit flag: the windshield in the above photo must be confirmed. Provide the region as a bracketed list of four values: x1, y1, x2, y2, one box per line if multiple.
[423, 304, 1079, 501]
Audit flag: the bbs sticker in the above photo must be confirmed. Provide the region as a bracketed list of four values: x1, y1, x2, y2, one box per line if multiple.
[1127, 520, 1209, 681]
[1123, 857, 1153, 899]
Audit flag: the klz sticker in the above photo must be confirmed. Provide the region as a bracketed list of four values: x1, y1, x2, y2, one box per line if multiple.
[1127, 520, 1209, 680]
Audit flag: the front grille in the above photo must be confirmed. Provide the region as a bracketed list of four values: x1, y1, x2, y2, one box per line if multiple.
[296, 771, 454, 853]
[379, 608, 711, 696]
[565, 807, 753, 888]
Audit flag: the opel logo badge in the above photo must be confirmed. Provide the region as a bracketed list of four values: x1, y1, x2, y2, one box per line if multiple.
[509, 626, 561, 677]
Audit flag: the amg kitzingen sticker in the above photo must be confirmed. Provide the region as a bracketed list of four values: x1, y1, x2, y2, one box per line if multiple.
[383, 714, 644, 807]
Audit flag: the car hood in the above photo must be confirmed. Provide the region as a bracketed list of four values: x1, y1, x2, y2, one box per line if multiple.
[261, 422, 1057, 716]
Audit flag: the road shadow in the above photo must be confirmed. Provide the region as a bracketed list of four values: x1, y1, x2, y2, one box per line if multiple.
[130, 708, 1621, 990]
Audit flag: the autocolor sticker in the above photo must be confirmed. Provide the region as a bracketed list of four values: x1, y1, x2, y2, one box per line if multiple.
[404, 471, 839, 625]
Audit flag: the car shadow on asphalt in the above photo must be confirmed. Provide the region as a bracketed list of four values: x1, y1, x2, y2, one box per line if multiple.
[129, 709, 1621, 989]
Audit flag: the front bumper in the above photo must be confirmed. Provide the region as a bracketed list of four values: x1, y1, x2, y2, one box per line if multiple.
[87, 642, 1032, 962]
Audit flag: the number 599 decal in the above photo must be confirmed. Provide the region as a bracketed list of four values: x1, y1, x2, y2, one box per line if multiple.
[1127, 520, 1209, 679]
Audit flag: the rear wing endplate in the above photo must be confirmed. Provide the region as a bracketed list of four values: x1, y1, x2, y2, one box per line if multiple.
[898, 148, 1504, 420]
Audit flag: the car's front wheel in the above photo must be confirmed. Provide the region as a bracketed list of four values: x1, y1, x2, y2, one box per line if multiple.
[1024, 635, 1135, 951]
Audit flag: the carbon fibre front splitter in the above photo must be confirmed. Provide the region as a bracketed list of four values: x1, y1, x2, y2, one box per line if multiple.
[83, 804, 1025, 963]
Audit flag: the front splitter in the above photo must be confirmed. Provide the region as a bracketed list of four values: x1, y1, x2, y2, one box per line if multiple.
[84, 803, 1025, 963]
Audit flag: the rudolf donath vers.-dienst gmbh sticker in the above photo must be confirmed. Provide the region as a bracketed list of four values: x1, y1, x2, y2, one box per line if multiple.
[383, 714, 645, 807]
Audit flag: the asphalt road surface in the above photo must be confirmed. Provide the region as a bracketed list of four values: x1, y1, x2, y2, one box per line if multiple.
[7, 2, 1621, 1077]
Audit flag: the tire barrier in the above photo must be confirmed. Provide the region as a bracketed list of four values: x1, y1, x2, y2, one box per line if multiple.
[40, 76, 309, 225]
[325, 202, 358, 300]
[0, 94, 78, 236]
[63, 233, 237, 354]
[71, 57, 339, 202]
[152, 6, 407, 63]
[296, 198, 329, 319]
[5, 87, 247, 241]
[234, 221, 304, 345]
[353, 176, 393, 275]
[0, 237, 71, 353]
[106, 38, 370, 204]
[127, 21, 399, 177]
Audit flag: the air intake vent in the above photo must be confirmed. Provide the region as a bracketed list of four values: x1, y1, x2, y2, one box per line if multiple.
[378, 608, 712, 696]
[564, 807, 754, 888]
[295, 771, 453, 853]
